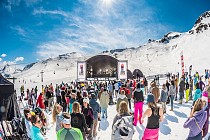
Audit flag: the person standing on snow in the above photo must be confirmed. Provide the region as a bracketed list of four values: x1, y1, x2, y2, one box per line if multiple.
[168, 81, 176, 111]
[89, 93, 101, 138]
[185, 81, 190, 103]
[82, 97, 94, 140]
[183, 99, 207, 140]
[116, 90, 128, 112]
[114, 82, 119, 99]
[151, 82, 160, 103]
[141, 94, 164, 140]
[57, 112, 83, 140]
[198, 77, 205, 92]
[133, 83, 144, 126]
[160, 84, 168, 114]
[100, 88, 109, 118]
[179, 77, 185, 104]
[193, 83, 202, 106]
[36, 93, 45, 109]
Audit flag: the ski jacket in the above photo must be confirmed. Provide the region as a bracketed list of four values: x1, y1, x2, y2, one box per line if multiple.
[133, 89, 144, 103]
[31, 126, 45, 140]
[160, 89, 168, 102]
[36, 94, 45, 109]
[116, 95, 128, 112]
[193, 89, 202, 102]
[82, 107, 94, 128]
[183, 105, 207, 138]
[57, 127, 83, 140]
[56, 113, 64, 132]
[71, 113, 88, 133]
[89, 99, 100, 120]
[100, 92, 109, 108]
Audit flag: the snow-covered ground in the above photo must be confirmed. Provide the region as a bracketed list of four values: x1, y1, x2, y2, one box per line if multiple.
[17, 85, 210, 140]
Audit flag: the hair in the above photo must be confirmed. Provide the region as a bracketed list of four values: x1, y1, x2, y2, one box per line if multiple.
[23, 108, 31, 121]
[196, 82, 200, 89]
[171, 80, 175, 86]
[193, 99, 203, 114]
[62, 112, 70, 119]
[148, 102, 159, 116]
[162, 84, 166, 89]
[52, 103, 61, 123]
[121, 90, 125, 95]
[72, 102, 80, 113]
[119, 101, 129, 115]
[30, 115, 39, 125]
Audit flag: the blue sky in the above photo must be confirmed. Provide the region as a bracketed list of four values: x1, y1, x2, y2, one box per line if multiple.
[0, 0, 209, 67]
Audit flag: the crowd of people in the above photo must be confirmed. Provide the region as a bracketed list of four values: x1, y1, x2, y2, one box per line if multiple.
[17, 71, 210, 140]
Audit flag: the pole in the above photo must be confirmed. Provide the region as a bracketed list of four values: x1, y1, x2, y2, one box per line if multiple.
[180, 51, 184, 76]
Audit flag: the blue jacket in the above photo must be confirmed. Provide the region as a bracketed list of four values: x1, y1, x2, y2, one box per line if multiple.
[31, 126, 45, 140]
[160, 89, 168, 102]
[89, 99, 101, 120]
[193, 89, 202, 101]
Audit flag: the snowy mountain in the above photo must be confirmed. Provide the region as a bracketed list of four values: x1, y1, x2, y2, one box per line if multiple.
[11, 11, 210, 85]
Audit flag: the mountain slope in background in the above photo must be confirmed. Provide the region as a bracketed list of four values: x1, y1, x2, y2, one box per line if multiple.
[5, 11, 210, 85]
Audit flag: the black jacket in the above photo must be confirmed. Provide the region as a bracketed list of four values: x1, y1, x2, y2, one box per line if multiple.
[71, 113, 88, 133]
[134, 89, 144, 103]
[82, 107, 94, 128]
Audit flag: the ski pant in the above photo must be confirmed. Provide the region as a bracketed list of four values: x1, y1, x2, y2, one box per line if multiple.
[142, 128, 159, 140]
[93, 119, 98, 137]
[48, 97, 54, 110]
[128, 99, 131, 110]
[186, 89, 189, 102]
[56, 96, 62, 105]
[133, 102, 143, 125]
[101, 107, 108, 118]
[170, 95, 174, 110]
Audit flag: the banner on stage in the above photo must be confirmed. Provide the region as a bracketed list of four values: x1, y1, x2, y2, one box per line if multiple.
[77, 61, 86, 81]
[118, 61, 128, 80]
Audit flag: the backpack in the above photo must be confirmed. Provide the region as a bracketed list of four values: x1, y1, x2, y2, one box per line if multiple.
[112, 115, 135, 140]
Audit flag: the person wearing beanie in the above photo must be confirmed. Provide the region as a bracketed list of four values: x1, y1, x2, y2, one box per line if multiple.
[133, 83, 144, 126]
[57, 112, 83, 140]
[141, 93, 163, 140]
[82, 97, 94, 140]
[89, 93, 101, 138]
[193, 83, 202, 106]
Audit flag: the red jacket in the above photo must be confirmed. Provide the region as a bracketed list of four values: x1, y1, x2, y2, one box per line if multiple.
[36, 94, 45, 109]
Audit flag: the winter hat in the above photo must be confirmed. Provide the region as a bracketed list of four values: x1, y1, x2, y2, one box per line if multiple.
[61, 86, 65, 91]
[83, 97, 89, 104]
[147, 93, 154, 103]
[62, 118, 71, 124]
[202, 91, 208, 103]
